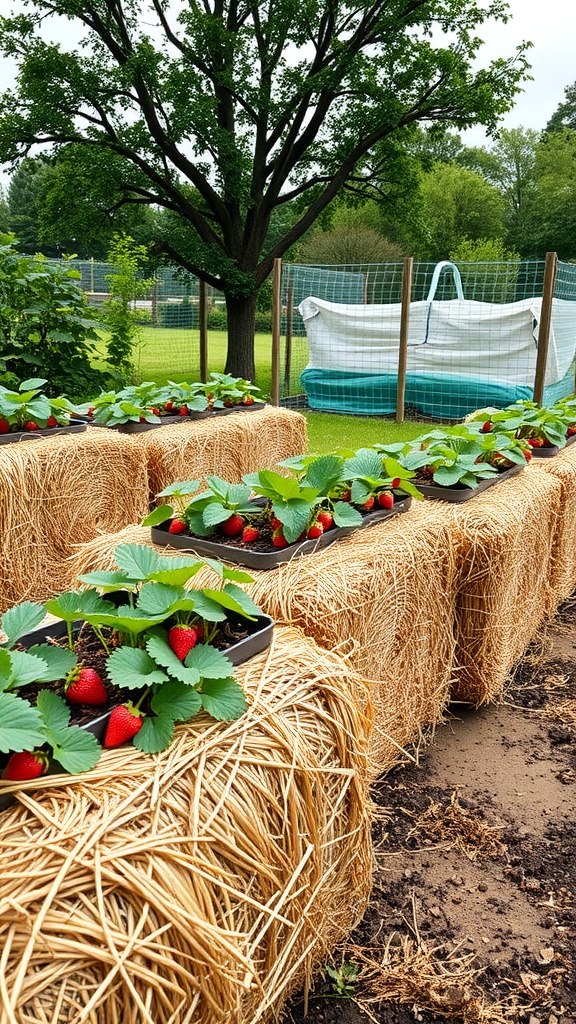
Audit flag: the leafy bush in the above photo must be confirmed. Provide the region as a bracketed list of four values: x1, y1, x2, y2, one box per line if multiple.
[0, 233, 109, 398]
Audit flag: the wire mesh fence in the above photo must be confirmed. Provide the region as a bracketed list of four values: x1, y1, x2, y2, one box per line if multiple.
[281, 259, 576, 420]
[63, 256, 576, 420]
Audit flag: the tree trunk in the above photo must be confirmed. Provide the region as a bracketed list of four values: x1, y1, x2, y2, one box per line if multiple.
[224, 292, 257, 381]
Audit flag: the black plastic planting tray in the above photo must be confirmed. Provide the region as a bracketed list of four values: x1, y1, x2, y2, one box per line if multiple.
[414, 464, 524, 502]
[0, 423, 87, 445]
[117, 411, 213, 432]
[150, 495, 412, 569]
[527, 445, 560, 458]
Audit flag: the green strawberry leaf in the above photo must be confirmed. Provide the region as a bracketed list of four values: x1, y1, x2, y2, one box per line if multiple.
[342, 448, 384, 480]
[113, 543, 164, 581]
[150, 681, 202, 720]
[156, 479, 201, 499]
[136, 582, 192, 616]
[200, 588, 258, 620]
[185, 510, 213, 537]
[142, 505, 174, 526]
[50, 726, 101, 774]
[203, 502, 235, 528]
[45, 590, 114, 622]
[0, 649, 54, 689]
[302, 454, 344, 494]
[83, 606, 169, 636]
[0, 691, 47, 752]
[133, 713, 175, 754]
[220, 565, 255, 585]
[184, 644, 234, 680]
[223, 583, 261, 619]
[0, 601, 46, 649]
[26, 644, 77, 680]
[186, 592, 228, 622]
[272, 500, 313, 543]
[36, 689, 70, 733]
[145, 636, 201, 686]
[148, 559, 206, 586]
[76, 570, 138, 591]
[199, 678, 247, 720]
[106, 646, 169, 689]
[332, 502, 363, 528]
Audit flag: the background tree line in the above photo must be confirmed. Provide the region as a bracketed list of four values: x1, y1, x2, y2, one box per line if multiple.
[1, 81, 576, 272]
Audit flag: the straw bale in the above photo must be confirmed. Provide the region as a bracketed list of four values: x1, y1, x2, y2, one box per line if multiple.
[0, 432, 149, 612]
[247, 502, 458, 777]
[524, 447, 576, 608]
[445, 468, 563, 706]
[68, 502, 458, 778]
[134, 407, 308, 500]
[0, 626, 372, 1024]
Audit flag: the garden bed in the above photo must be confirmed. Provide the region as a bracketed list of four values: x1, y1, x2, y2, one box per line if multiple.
[150, 495, 412, 569]
[413, 463, 524, 501]
[0, 422, 87, 445]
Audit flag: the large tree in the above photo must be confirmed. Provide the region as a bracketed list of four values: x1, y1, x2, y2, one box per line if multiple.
[0, 0, 530, 378]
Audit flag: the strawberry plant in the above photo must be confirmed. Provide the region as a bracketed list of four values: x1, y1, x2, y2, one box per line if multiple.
[0, 378, 81, 433]
[0, 543, 267, 782]
[466, 401, 568, 451]
[200, 372, 262, 409]
[383, 425, 529, 489]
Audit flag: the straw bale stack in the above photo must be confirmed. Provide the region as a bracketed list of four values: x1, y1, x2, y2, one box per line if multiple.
[446, 468, 562, 705]
[0, 431, 149, 612]
[524, 447, 576, 608]
[67, 501, 458, 778]
[0, 627, 372, 1024]
[132, 407, 308, 499]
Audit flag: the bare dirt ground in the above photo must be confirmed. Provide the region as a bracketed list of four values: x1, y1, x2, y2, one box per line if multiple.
[285, 599, 576, 1024]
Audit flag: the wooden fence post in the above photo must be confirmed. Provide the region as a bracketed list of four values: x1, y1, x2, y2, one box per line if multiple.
[395, 257, 413, 423]
[271, 258, 282, 405]
[199, 279, 208, 382]
[533, 252, 558, 406]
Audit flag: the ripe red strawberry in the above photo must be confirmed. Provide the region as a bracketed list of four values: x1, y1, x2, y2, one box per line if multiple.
[528, 437, 544, 448]
[168, 624, 200, 660]
[103, 703, 144, 748]
[242, 525, 260, 543]
[223, 399, 234, 407]
[340, 489, 351, 502]
[46, 415, 58, 428]
[522, 448, 533, 460]
[567, 425, 576, 436]
[65, 666, 107, 705]
[139, 416, 146, 422]
[165, 401, 174, 411]
[391, 478, 401, 489]
[242, 395, 255, 405]
[270, 515, 283, 530]
[0, 418, 10, 433]
[168, 517, 187, 534]
[151, 407, 160, 415]
[378, 491, 394, 509]
[222, 513, 245, 536]
[3, 750, 48, 781]
[317, 510, 333, 531]
[362, 496, 375, 511]
[272, 528, 288, 548]
[179, 406, 189, 416]
[307, 521, 324, 539]
[481, 421, 492, 433]
[25, 421, 39, 430]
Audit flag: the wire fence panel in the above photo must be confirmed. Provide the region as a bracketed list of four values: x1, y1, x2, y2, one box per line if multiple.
[282, 259, 576, 420]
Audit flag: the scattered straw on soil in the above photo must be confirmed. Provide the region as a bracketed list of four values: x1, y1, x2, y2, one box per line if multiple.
[404, 791, 506, 861]
[0, 432, 149, 612]
[0, 626, 372, 1024]
[445, 469, 563, 705]
[346, 931, 507, 1023]
[137, 407, 308, 500]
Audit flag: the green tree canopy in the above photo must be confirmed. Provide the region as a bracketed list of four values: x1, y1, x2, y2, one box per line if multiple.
[0, 0, 531, 377]
[419, 162, 506, 260]
[546, 81, 576, 134]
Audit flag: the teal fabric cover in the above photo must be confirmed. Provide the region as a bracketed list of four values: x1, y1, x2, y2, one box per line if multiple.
[300, 368, 545, 420]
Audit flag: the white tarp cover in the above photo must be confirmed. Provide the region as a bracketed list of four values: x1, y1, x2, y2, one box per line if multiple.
[298, 296, 576, 387]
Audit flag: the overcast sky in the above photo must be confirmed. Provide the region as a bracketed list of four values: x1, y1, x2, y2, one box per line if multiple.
[0, 0, 574, 189]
